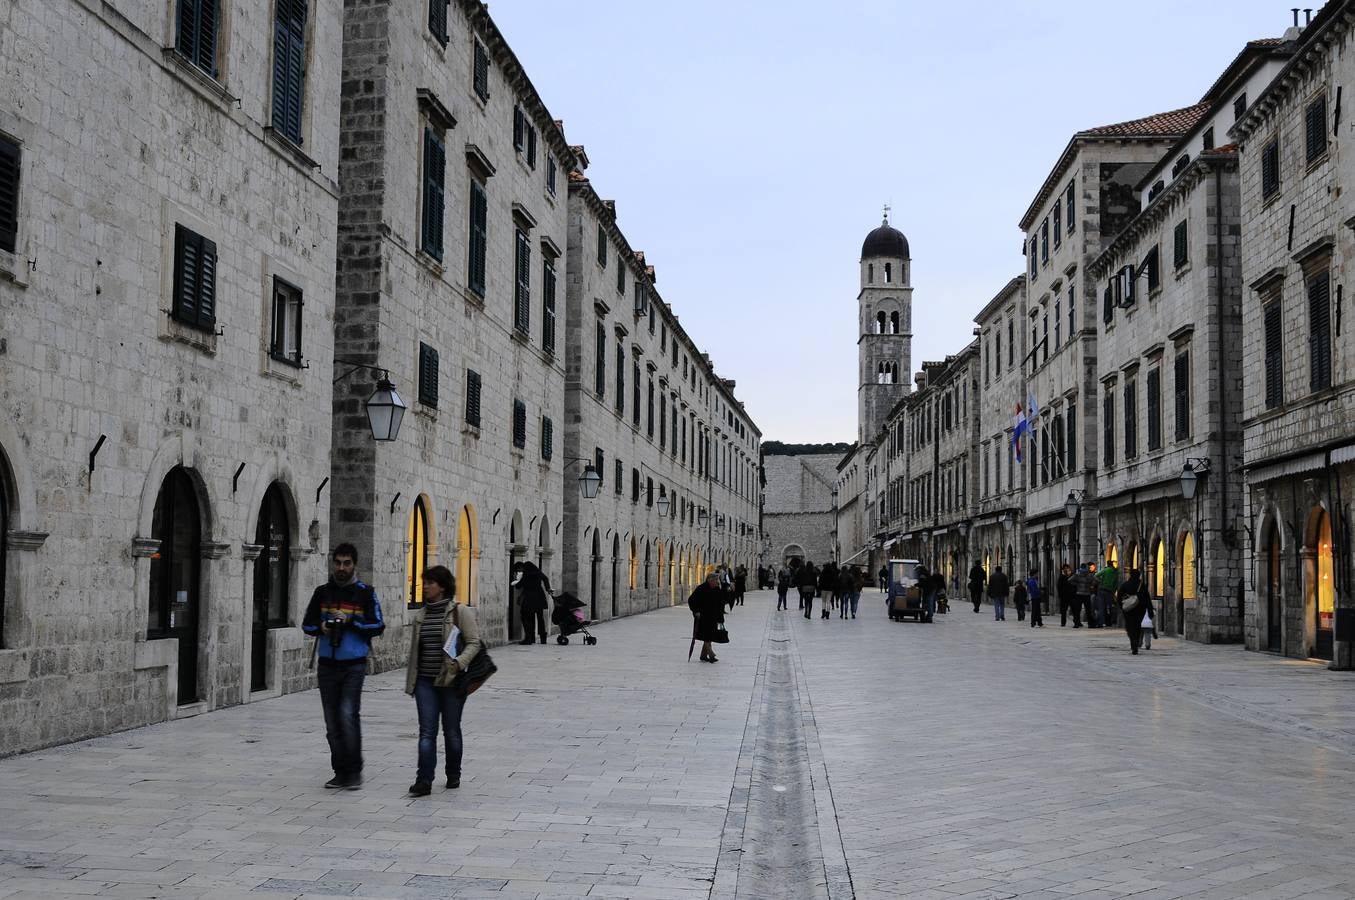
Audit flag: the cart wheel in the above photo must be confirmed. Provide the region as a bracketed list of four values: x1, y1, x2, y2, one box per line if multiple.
[585, 635, 597, 645]
[557, 635, 568, 645]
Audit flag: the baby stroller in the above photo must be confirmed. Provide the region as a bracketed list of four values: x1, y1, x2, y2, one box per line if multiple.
[551, 591, 598, 645]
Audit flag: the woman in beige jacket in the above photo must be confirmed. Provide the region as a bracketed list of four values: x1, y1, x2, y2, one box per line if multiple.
[404, 566, 481, 796]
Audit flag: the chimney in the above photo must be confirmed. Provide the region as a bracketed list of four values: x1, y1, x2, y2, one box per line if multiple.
[1305, 8, 1313, 25]
[1284, 8, 1303, 40]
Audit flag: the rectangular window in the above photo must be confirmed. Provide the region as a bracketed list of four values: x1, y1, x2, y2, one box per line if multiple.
[512, 106, 526, 153]
[647, 377, 655, 437]
[672, 404, 679, 457]
[1306, 95, 1328, 162]
[418, 342, 439, 407]
[631, 468, 640, 503]
[467, 179, 487, 296]
[270, 278, 303, 365]
[270, 0, 308, 144]
[513, 229, 530, 334]
[1008, 319, 1015, 366]
[1124, 377, 1137, 460]
[1173, 221, 1188, 269]
[171, 224, 217, 330]
[1174, 350, 1191, 440]
[594, 322, 606, 397]
[1053, 202, 1062, 248]
[428, 0, 448, 46]
[1103, 283, 1114, 325]
[614, 459, 623, 494]
[632, 360, 640, 427]
[525, 123, 537, 169]
[465, 369, 481, 427]
[1068, 285, 1076, 335]
[0, 136, 17, 253]
[1309, 270, 1332, 391]
[1147, 367, 1162, 451]
[616, 257, 625, 294]
[1103, 390, 1115, 466]
[1261, 139, 1280, 199]
[994, 331, 1002, 375]
[472, 40, 490, 101]
[1145, 245, 1160, 292]
[1202, 126, 1214, 151]
[1066, 180, 1076, 234]
[659, 394, 667, 448]
[546, 155, 557, 196]
[596, 224, 607, 267]
[1264, 300, 1284, 408]
[512, 399, 527, 449]
[421, 128, 445, 261]
[1054, 300, 1061, 347]
[1040, 219, 1049, 264]
[615, 342, 625, 415]
[1029, 240, 1037, 277]
[541, 259, 556, 354]
[540, 416, 553, 461]
[594, 448, 604, 488]
[176, 0, 219, 76]
[1042, 312, 1049, 363]
[1233, 93, 1247, 122]
[1067, 402, 1076, 473]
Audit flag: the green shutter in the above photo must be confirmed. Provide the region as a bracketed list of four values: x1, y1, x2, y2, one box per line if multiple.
[1309, 272, 1332, 390]
[466, 369, 481, 427]
[422, 129, 445, 261]
[418, 343, 439, 407]
[0, 137, 19, 253]
[1265, 302, 1283, 408]
[468, 180, 487, 295]
[271, 0, 307, 142]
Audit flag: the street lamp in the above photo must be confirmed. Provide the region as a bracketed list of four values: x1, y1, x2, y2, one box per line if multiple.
[1065, 490, 1086, 567]
[1179, 458, 1211, 500]
[564, 457, 603, 499]
[656, 492, 670, 517]
[697, 507, 709, 528]
[334, 359, 407, 442]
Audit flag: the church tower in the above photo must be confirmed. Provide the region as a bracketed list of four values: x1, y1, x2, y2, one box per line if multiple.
[857, 211, 913, 445]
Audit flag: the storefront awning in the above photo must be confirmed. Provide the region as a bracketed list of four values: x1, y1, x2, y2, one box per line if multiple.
[1247, 451, 1329, 484]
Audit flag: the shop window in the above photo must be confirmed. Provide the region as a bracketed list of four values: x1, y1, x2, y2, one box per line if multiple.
[406, 498, 429, 607]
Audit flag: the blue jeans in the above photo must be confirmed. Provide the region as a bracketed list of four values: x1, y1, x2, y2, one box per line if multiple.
[923, 591, 937, 620]
[317, 659, 366, 778]
[993, 596, 1006, 619]
[414, 676, 466, 784]
[1094, 590, 1111, 627]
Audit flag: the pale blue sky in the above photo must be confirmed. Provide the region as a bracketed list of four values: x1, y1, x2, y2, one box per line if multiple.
[491, 0, 1301, 444]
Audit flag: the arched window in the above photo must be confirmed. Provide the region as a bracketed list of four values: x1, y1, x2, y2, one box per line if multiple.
[1180, 531, 1196, 601]
[148, 466, 202, 704]
[252, 483, 291, 691]
[868, 263, 874, 283]
[456, 505, 478, 604]
[884, 262, 893, 283]
[406, 498, 430, 607]
[890, 311, 900, 334]
[1106, 542, 1118, 568]
[0, 450, 10, 648]
[1314, 510, 1335, 651]
[876, 311, 887, 334]
[1152, 538, 1164, 598]
[629, 537, 639, 591]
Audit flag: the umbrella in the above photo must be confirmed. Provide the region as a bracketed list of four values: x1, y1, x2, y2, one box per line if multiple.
[688, 614, 698, 660]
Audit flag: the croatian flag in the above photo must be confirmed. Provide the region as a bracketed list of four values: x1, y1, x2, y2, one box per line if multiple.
[1011, 393, 1038, 463]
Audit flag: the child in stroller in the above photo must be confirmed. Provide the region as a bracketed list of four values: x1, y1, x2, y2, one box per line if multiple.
[551, 591, 598, 645]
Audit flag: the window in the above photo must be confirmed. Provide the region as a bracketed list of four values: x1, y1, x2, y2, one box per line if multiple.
[513, 229, 530, 334]
[1261, 139, 1280, 199]
[594, 322, 606, 397]
[614, 459, 623, 494]
[540, 416, 553, 461]
[1233, 93, 1247, 122]
[171, 224, 217, 330]
[270, 0, 308, 144]
[0, 450, 8, 645]
[525, 122, 537, 169]
[615, 342, 624, 415]
[1309, 270, 1332, 391]
[1180, 531, 1197, 601]
[647, 378, 655, 437]
[632, 359, 640, 427]
[1103, 390, 1115, 466]
[542, 259, 556, 354]
[176, 0, 219, 76]
[1174, 350, 1191, 440]
[512, 105, 526, 152]
[1202, 126, 1214, 151]
[465, 369, 481, 427]
[1053, 203, 1061, 249]
[616, 258, 625, 295]
[269, 277, 303, 365]
[646, 477, 654, 507]
[472, 39, 490, 101]
[596, 224, 607, 267]
[1124, 376, 1137, 460]
[1147, 367, 1162, 451]
[418, 342, 439, 407]
[594, 448, 604, 488]
[1264, 300, 1284, 408]
[1145, 246, 1160, 292]
[253, 483, 290, 635]
[1068, 285, 1076, 335]
[1066, 181, 1076, 234]
[546, 155, 557, 196]
[1173, 221, 1188, 269]
[1103, 283, 1113, 325]
[995, 330, 1002, 375]
[421, 127, 446, 261]
[1054, 300, 1061, 347]
[1042, 312, 1049, 363]
[1305, 94, 1328, 163]
[1008, 319, 1014, 366]
[467, 179, 487, 296]
[0, 136, 17, 253]
[1067, 403, 1076, 472]
[406, 498, 429, 607]
[428, 0, 448, 46]
[659, 394, 667, 448]
[512, 399, 527, 449]
[1029, 240, 1037, 277]
[1040, 219, 1049, 264]
[631, 468, 640, 503]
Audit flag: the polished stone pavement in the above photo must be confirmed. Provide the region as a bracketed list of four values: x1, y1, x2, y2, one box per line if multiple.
[2, 591, 1355, 899]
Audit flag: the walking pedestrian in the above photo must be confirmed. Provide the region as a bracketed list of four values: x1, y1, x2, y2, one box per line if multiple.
[689, 570, 728, 663]
[987, 565, 1010, 621]
[836, 567, 854, 619]
[1094, 560, 1119, 629]
[968, 562, 987, 614]
[734, 565, 747, 606]
[878, 564, 889, 594]
[1026, 569, 1044, 627]
[776, 564, 791, 611]
[301, 543, 386, 791]
[1057, 564, 1077, 627]
[797, 560, 818, 619]
[850, 566, 865, 618]
[818, 561, 836, 620]
[1117, 568, 1154, 654]
[917, 564, 940, 623]
[404, 566, 481, 796]
[1071, 564, 1094, 629]
[1013, 577, 1028, 622]
[510, 561, 550, 645]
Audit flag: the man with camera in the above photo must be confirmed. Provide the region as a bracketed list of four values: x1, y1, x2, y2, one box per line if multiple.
[302, 543, 385, 790]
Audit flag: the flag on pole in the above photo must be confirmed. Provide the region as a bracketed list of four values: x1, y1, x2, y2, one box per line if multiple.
[1012, 401, 1029, 463]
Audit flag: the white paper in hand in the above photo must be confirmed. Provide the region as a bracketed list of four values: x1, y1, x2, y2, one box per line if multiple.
[443, 625, 461, 659]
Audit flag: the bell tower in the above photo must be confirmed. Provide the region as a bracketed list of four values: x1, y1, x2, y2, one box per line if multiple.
[857, 207, 913, 445]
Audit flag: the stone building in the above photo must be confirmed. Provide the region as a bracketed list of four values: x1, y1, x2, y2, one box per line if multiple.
[971, 277, 1028, 585]
[560, 172, 761, 619]
[1233, 1, 1355, 666]
[834, 443, 869, 570]
[0, 0, 342, 753]
[1019, 106, 1205, 585]
[763, 451, 842, 566]
[857, 214, 914, 445]
[1090, 38, 1292, 642]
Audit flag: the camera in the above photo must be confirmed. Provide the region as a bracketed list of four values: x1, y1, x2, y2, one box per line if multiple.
[322, 613, 346, 649]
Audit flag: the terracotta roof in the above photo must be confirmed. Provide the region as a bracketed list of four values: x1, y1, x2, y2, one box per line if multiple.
[1079, 102, 1210, 138]
[1206, 143, 1240, 155]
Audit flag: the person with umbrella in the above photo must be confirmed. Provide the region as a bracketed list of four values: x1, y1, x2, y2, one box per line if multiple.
[688, 570, 728, 663]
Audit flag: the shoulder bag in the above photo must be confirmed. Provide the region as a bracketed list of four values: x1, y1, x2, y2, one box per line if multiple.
[451, 605, 498, 696]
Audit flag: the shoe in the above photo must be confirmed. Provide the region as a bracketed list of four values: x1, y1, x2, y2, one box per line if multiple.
[852, 614, 856, 619]
[1132, 648, 1139, 655]
[325, 775, 346, 789]
[446, 778, 460, 789]
[519, 639, 534, 645]
[409, 781, 431, 796]
[343, 774, 363, 791]
[708, 656, 718, 663]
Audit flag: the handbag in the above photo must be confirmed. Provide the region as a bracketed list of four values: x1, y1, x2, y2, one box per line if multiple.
[456, 647, 497, 696]
[1120, 594, 1138, 613]
[711, 623, 730, 644]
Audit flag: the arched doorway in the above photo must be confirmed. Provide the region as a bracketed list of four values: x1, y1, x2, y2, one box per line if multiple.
[643, 540, 651, 592]
[1306, 508, 1335, 660]
[455, 505, 478, 605]
[537, 516, 550, 575]
[406, 497, 430, 608]
[1151, 537, 1165, 601]
[251, 483, 291, 692]
[508, 512, 525, 641]
[1106, 542, 1119, 569]
[589, 529, 601, 620]
[611, 534, 620, 618]
[148, 466, 202, 704]
[782, 543, 805, 567]
[1179, 530, 1197, 636]
[1262, 516, 1282, 653]
[628, 536, 638, 591]
[0, 448, 10, 648]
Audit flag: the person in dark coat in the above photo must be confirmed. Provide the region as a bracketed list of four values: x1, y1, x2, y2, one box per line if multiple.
[968, 562, 987, 613]
[878, 565, 888, 594]
[1056, 564, 1077, 627]
[835, 568, 854, 619]
[1013, 578, 1028, 622]
[689, 571, 727, 663]
[1026, 569, 1044, 628]
[1071, 564, 1094, 629]
[987, 565, 1010, 621]
[1118, 568, 1154, 654]
[734, 566, 747, 606]
[817, 562, 837, 620]
[797, 561, 819, 618]
[511, 561, 550, 645]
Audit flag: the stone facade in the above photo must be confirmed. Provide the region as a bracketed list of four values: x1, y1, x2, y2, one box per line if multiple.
[763, 452, 839, 566]
[560, 176, 761, 618]
[0, 0, 342, 753]
[1233, 3, 1355, 667]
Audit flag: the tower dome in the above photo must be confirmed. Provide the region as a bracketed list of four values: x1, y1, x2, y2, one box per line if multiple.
[861, 214, 909, 259]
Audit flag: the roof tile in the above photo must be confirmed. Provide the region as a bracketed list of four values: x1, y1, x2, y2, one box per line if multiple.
[1079, 102, 1211, 138]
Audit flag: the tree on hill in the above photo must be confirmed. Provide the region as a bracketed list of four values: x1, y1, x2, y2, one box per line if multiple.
[761, 440, 853, 457]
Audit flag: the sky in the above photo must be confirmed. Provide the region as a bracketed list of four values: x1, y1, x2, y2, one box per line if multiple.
[490, 0, 1303, 445]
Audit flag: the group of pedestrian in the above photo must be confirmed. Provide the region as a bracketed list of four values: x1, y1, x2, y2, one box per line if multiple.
[1054, 560, 1157, 653]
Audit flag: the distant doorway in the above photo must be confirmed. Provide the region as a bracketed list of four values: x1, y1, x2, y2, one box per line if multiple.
[148, 467, 202, 704]
[1264, 519, 1282, 653]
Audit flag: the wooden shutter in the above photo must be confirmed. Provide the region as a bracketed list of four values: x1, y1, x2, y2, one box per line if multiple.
[271, 0, 307, 143]
[614, 459, 623, 493]
[1174, 351, 1190, 440]
[1146, 247, 1159, 292]
[1124, 379, 1136, 459]
[526, 125, 537, 168]
[514, 230, 530, 333]
[1066, 181, 1075, 233]
[1103, 284, 1113, 324]
[465, 369, 481, 426]
[512, 106, 525, 151]
[1067, 404, 1076, 472]
[1262, 140, 1280, 198]
[540, 416, 553, 460]
[418, 342, 439, 407]
[512, 400, 526, 448]
[1306, 96, 1328, 162]
[177, 0, 217, 75]
[428, 0, 448, 46]
[594, 323, 606, 396]
[1147, 368, 1161, 450]
[1309, 272, 1332, 390]
[1173, 221, 1188, 268]
[473, 41, 489, 100]
[1103, 392, 1114, 465]
[542, 259, 556, 353]
[1264, 302, 1283, 408]
[172, 225, 216, 330]
[595, 448, 604, 487]
[468, 180, 487, 295]
[632, 361, 640, 426]
[0, 137, 19, 253]
[421, 128, 445, 261]
[615, 343, 624, 414]
[196, 236, 216, 328]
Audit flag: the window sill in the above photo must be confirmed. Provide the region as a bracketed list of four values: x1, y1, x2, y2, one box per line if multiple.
[261, 353, 305, 385]
[159, 313, 218, 354]
[423, 30, 449, 58]
[416, 248, 446, 278]
[0, 247, 29, 288]
[160, 47, 238, 112]
[511, 327, 530, 345]
[415, 404, 438, 422]
[462, 285, 486, 310]
[262, 127, 321, 175]
[1173, 262, 1192, 281]
[461, 423, 482, 439]
[1305, 151, 1330, 175]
